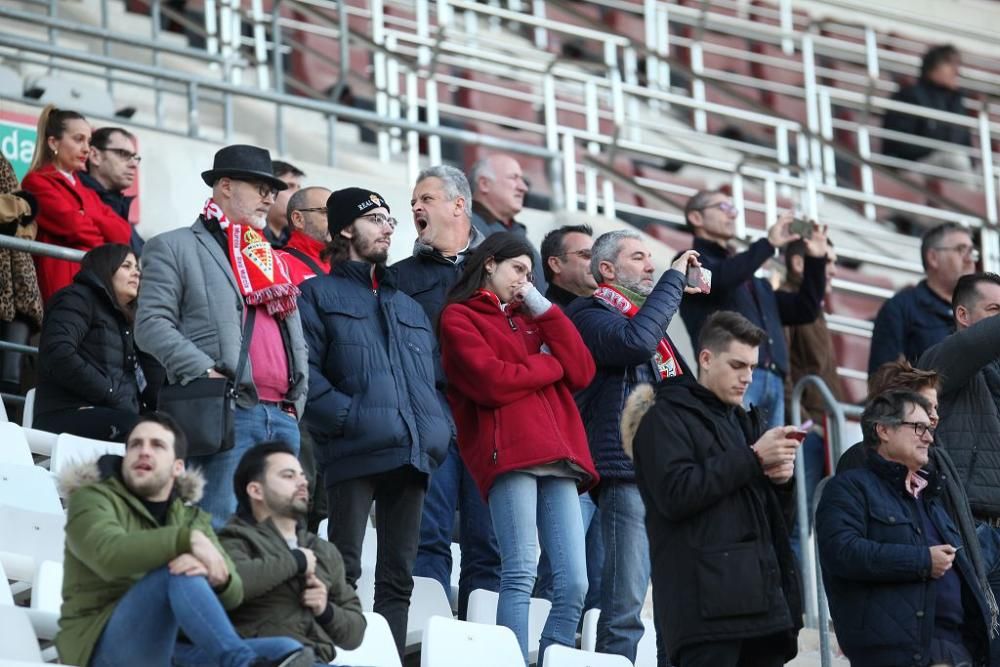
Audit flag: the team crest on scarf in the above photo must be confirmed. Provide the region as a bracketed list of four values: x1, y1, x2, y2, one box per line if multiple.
[594, 284, 683, 379]
[241, 228, 275, 281]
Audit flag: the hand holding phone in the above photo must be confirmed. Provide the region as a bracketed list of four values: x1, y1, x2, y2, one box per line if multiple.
[788, 419, 813, 442]
[685, 265, 712, 294]
[788, 218, 814, 240]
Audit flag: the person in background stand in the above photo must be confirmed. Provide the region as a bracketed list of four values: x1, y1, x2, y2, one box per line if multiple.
[80, 126, 145, 256]
[264, 161, 305, 248]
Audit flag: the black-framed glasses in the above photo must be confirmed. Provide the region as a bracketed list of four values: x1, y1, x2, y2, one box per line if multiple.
[934, 244, 981, 262]
[900, 421, 935, 438]
[102, 147, 142, 164]
[560, 249, 593, 260]
[234, 180, 279, 200]
[296, 207, 328, 214]
[359, 213, 397, 230]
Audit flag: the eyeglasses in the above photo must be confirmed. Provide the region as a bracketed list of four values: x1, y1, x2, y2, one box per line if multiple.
[560, 249, 593, 261]
[102, 147, 142, 164]
[234, 180, 279, 200]
[899, 421, 935, 438]
[359, 213, 397, 230]
[933, 244, 981, 262]
[697, 201, 739, 215]
[296, 207, 328, 215]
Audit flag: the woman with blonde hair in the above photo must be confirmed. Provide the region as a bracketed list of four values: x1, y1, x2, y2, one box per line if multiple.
[21, 105, 131, 303]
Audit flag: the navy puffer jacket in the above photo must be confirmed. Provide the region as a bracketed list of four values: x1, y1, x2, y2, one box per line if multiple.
[816, 449, 993, 667]
[298, 261, 452, 485]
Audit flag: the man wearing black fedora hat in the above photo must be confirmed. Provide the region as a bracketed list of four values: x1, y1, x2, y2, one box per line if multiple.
[136, 144, 310, 528]
[298, 186, 451, 655]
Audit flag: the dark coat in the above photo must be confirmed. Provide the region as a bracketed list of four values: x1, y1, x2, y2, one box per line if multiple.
[439, 292, 598, 499]
[680, 238, 826, 377]
[390, 228, 484, 326]
[630, 376, 802, 660]
[882, 81, 971, 162]
[567, 269, 690, 483]
[870, 280, 954, 375]
[35, 269, 160, 417]
[297, 261, 452, 485]
[816, 450, 992, 666]
[78, 171, 144, 257]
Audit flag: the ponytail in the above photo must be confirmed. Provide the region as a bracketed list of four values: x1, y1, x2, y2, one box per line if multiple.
[28, 104, 87, 174]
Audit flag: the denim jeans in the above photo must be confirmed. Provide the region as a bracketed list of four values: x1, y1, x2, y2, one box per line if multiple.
[489, 472, 587, 666]
[89, 566, 303, 667]
[190, 402, 301, 529]
[414, 442, 500, 619]
[743, 368, 785, 430]
[326, 466, 427, 657]
[788, 431, 825, 565]
[534, 493, 603, 612]
[597, 481, 650, 663]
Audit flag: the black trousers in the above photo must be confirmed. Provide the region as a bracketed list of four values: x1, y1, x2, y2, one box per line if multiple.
[34, 406, 138, 442]
[677, 633, 788, 667]
[326, 465, 427, 658]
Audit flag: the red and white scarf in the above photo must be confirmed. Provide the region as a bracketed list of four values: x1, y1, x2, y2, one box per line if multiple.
[203, 198, 300, 319]
[593, 284, 683, 379]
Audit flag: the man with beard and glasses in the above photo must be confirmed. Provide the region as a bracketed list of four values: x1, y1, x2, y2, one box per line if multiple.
[220, 441, 366, 665]
[57, 413, 311, 667]
[567, 229, 704, 663]
[136, 145, 309, 527]
[297, 187, 451, 656]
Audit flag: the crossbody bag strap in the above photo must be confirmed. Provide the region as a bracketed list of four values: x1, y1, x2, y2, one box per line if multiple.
[231, 307, 257, 397]
[283, 247, 325, 277]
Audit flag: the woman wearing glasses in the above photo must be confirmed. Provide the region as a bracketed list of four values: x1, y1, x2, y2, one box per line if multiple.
[21, 105, 133, 303]
[438, 232, 598, 665]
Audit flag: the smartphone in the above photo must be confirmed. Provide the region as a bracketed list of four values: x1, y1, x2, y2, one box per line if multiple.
[789, 218, 814, 239]
[788, 419, 814, 442]
[685, 265, 713, 294]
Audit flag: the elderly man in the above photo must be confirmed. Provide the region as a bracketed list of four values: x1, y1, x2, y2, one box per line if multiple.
[817, 390, 993, 666]
[79, 126, 144, 255]
[281, 186, 332, 285]
[469, 154, 545, 291]
[264, 161, 305, 248]
[870, 222, 977, 374]
[392, 165, 497, 620]
[136, 144, 309, 526]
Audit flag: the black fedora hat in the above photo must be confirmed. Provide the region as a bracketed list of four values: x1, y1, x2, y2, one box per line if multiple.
[200, 144, 288, 191]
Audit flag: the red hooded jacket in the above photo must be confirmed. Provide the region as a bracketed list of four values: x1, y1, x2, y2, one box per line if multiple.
[279, 230, 331, 285]
[439, 290, 599, 499]
[21, 165, 131, 303]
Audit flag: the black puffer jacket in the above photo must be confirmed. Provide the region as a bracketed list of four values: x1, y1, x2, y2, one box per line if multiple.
[628, 376, 802, 661]
[35, 269, 160, 416]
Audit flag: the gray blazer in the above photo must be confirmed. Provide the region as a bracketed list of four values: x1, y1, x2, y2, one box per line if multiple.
[135, 218, 308, 417]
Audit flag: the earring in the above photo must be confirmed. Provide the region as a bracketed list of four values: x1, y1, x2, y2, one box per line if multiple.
[53, 149, 58, 156]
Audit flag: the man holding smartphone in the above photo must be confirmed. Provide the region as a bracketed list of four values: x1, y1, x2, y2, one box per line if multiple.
[680, 189, 829, 429]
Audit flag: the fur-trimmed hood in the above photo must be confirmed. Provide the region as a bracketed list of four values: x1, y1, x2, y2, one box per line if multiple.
[621, 383, 656, 461]
[58, 454, 205, 504]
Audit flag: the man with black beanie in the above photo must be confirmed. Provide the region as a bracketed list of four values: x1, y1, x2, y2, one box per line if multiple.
[297, 187, 452, 656]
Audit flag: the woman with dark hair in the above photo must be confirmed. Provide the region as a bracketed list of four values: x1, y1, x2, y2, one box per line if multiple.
[20, 105, 132, 303]
[438, 232, 598, 665]
[34, 243, 161, 441]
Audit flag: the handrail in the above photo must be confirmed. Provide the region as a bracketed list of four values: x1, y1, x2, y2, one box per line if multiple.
[0, 235, 85, 262]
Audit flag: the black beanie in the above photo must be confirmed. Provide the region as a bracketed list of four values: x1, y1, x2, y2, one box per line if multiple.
[326, 187, 390, 235]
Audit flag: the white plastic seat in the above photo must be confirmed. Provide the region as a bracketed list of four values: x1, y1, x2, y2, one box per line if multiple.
[406, 575, 454, 652]
[419, 616, 523, 667]
[0, 463, 62, 516]
[0, 393, 7, 422]
[0, 606, 44, 662]
[466, 588, 552, 663]
[0, 423, 33, 466]
[580, 608, 600, 652]
[330, 611, 402, 667]
[50, 433, 124, 480]
[0, 507, 65, 582]
[544, 644, 634, 667]
[20, 389, 34, 429]
[634, 617, 658, 667]
[25, 560, 61, 640]
[449, 541, 461, 610]
[23, 428, 57, 459]
[27, 75, 116, 118]
[0, 65, 22, 100]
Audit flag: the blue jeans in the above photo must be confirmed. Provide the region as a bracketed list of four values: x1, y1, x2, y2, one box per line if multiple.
[534, 493, 603, 612]
[190, 403, 300, 528]
[743, 368, 785, 430]
[489, 472, 587, 666]
[789, 431, 825, 565]
[597, 481, 650, 663]
[89, 566, 302, 667]
[414, 443, 500, 619]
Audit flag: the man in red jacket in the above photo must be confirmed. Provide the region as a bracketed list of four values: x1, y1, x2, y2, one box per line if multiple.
[280, 186, 332, 286]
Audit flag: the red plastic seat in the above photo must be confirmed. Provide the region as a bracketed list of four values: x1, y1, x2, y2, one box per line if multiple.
[457, 73, 539, 126]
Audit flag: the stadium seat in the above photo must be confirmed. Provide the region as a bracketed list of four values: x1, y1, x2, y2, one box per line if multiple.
[634, 616, 658, 667]
[0, 606, 43, 662]
[0, 463, 62, 516]
[0, 65, 22, 100]
[544, 644, 633, 667]
[466, 588, 551, 663]
[26, 560, 61, 641]
[25, 75, 116, 118]
[21, 389, 34, 429]
[23, 429, 56, 459]
[407, 575, 454, 651]
[0, 507, 65, 582]
[419, 616, 522, 667]
[449, 541, 461, 611]
[580, 608, 599, 652]
[0, 395, 6, 422]
[50, 433, 124, 481]
[0, 424, 33, 466]
[331, 611, 401, 667]
[0, 561, 12, 606]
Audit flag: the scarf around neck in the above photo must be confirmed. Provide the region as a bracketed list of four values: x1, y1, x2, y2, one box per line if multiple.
[594, 283, 682, 379]
[203, 198, 300, 319]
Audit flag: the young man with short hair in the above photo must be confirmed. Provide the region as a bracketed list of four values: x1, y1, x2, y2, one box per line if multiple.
[58, 413, 309, 667]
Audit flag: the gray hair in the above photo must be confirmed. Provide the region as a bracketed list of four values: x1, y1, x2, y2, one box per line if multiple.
[416, 165, 472, 216]
[469, 158, 495, 196]
[286, 186, 329, 224]
[590, 229, 643, 284]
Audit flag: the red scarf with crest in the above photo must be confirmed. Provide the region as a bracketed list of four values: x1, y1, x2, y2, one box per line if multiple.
[202, 198, 300, 318]
[593, 284, 683, 379]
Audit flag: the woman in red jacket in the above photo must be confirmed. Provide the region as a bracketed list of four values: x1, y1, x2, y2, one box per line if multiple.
[439, 232, 598, 665]
[21, 105, 132, 303]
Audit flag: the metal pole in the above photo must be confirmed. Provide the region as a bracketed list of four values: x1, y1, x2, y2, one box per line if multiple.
[561, 132, 577, 212]
[251, 0, 269, 89]
[778, 0, 794, 55]
[857, 126, 876, 220]
[732, 172, 746, 239]
[531, 0, 546, 50]
[224, 92, 234, 143]
[331, 0, 350, 101]
[978, 109, 998, 225]
[187, 81, 200, 138]
[406, 71, 420, 183]
[100, 0, 113, 94]
[272, 0, 285, 95]
[205, 0, 219, 57]
[801, 33, 823, 176]
[819, 89, 836, 186]
[152, 0, 165, 127]
[327, 113, 338, 167]
[371, 0, 390, 162]
[584, 80, 599, 216]
[691, 43, 707, 133]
